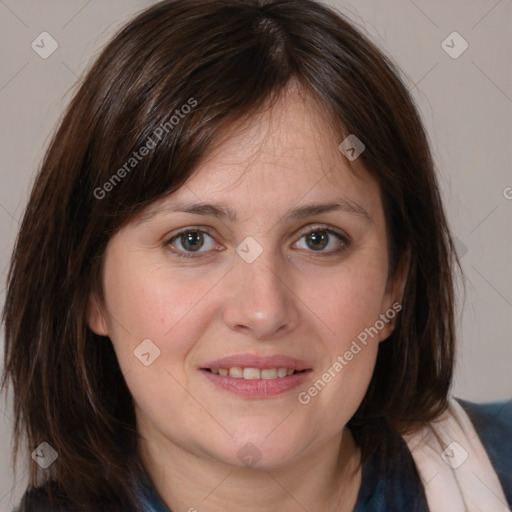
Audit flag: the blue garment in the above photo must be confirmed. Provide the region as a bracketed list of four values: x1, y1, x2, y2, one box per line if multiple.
[17, 399, 512, 511]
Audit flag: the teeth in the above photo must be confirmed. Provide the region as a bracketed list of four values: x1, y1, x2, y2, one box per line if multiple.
[229, 367, 243, 378]
[211, 367, 298, 380]
[243, 368, 261, 380]
[261, 368, 278, 379]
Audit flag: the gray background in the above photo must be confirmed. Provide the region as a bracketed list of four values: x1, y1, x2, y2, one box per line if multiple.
[1, 0, 511, 508]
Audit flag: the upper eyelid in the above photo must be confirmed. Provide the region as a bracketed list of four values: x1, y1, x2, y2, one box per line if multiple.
[166, 223, 349, 248]
[295, 223, 349, 239]
[167, 226, 216, 243]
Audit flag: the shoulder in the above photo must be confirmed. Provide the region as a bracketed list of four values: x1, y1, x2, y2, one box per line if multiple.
[457, 398, 512, 458]
[457, 398, 512, 506]
[14, 477, 159, 512]
[353, 421, 429, 511]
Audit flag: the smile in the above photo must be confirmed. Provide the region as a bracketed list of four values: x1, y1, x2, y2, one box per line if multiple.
[206, 367, 304, 379]
[199, 354, 313, 398]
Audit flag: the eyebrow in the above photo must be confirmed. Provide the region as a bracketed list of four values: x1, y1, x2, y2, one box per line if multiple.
[137, 198, 372, 225]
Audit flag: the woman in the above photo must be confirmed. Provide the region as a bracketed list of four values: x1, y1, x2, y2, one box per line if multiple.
[2, 1, 510, 511]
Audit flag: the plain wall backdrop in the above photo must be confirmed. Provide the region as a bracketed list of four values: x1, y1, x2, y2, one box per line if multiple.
[1, 0, 511, 509]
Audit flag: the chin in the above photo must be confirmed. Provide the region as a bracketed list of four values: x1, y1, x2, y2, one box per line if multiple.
[213, 429, 304, 470]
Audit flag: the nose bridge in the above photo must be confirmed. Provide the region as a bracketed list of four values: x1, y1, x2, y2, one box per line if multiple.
[241, 247, 284, 297]
[222, 238, 300, 339]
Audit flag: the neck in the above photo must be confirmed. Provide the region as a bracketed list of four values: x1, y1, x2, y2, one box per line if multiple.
[138, 421, 362, 512]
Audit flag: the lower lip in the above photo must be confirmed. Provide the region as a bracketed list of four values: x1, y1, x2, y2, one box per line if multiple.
[200, 369, 312, 398]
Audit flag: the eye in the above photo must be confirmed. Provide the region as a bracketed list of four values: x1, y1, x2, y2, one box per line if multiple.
[293, 226, 350, 254]
[166, 228, 220, 258]
[165, 225, 350, 259]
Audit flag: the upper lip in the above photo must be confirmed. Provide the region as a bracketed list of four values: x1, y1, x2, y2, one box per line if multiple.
[202, 354, 312, 371]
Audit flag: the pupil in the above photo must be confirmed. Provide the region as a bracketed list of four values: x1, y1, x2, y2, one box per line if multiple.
[307, 231, 327, 250]
[182, 231, 203, 251]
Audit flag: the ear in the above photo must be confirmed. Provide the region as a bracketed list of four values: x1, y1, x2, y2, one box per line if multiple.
[86, 295, 109, 336]
[379, 249, 410, 342]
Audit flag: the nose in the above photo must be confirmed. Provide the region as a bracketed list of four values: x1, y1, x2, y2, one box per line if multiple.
[222, 249, 301, 340]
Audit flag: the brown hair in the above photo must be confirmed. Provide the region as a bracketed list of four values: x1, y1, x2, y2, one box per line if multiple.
[2, 0, 460, 509]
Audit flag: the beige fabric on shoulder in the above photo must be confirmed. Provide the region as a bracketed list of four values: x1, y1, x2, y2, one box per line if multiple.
[403, 398, 510, 512]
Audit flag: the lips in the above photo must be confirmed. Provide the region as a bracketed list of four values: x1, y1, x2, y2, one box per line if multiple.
[200, 354, 313, 398]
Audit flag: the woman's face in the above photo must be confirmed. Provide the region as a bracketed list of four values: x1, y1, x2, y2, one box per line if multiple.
[88, 89, 405, 470]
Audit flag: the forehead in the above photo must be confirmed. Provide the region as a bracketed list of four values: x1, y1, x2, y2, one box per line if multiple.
[193, 89, 353, 184]
[138, 88, 382, 222]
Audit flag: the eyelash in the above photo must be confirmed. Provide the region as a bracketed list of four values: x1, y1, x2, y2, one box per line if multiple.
[165, 225, 351, 259]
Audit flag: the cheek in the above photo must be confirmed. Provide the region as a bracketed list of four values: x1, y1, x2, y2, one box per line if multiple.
[102, 258, 218, 372]
[295, 271, 383, 433]
[302, 256, 389, 344]
[102, 266, 219, 428]
[292, 252, 388, 416]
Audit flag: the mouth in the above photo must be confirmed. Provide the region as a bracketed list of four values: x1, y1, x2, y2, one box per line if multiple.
[199, 354, 313, 398]
[201, 367, 309, 379]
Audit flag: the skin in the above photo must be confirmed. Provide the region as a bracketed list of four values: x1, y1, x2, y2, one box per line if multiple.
[88, 86, 407, 512]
